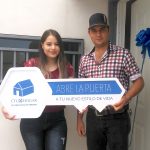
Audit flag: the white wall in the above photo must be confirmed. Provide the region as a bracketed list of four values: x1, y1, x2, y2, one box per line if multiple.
[0, 0, 108, 53]
[0, 0, 108, 150]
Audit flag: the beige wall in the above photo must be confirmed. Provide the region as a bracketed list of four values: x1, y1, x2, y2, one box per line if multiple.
[116, 0, 150, 149]
[130, 0, 150, 150]
[0, 0, 108, 150]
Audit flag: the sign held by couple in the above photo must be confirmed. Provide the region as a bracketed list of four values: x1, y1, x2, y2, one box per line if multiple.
[0, 67, 125, 118]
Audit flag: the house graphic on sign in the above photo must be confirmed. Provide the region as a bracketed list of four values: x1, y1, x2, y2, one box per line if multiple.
[13, 79, 34, 97]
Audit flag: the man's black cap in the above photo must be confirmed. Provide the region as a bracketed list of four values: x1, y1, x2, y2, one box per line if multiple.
[89, 13, 108, 29]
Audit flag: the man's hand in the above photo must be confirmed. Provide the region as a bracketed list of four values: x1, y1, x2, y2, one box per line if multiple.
[113, 77, 144, 111]
[77, 117, 86, 136]
[113, 95, 129, 111]
[77, 109, 86, 136]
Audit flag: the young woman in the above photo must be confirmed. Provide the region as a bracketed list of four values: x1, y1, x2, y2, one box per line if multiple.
[2, 29, 74, 150]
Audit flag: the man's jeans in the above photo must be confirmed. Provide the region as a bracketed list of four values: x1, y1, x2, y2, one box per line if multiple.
[20, 110, 67, 150]
[86, 108, 131, 150]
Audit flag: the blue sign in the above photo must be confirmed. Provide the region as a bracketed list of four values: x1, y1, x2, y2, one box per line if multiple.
[48, 80, 122, 95]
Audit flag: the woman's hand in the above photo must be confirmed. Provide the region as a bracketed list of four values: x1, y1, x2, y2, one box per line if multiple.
[1, 106, 16, 120]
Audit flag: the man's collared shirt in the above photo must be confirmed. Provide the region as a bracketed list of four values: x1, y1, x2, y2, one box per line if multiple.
[78, 42, 141, 92]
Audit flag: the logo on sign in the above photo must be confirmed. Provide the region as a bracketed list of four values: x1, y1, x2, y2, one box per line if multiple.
[13, 79, 34, 97]
[11, 79, 37, 106]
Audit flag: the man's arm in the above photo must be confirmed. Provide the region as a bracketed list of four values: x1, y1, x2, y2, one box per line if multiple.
[113, 77, 144, 111]
[77, 111, 86, 136]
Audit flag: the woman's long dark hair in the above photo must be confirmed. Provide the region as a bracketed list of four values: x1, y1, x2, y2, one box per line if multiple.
[39, 29, 68, 78]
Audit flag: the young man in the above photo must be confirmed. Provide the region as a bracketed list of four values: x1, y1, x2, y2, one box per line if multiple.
[77, 13, 144, 150]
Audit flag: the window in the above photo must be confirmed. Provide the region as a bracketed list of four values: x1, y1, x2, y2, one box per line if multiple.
[0, 34, 84, 82]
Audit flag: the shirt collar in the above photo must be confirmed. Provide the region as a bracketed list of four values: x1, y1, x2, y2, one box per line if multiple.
[88, 41, 115, 57]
